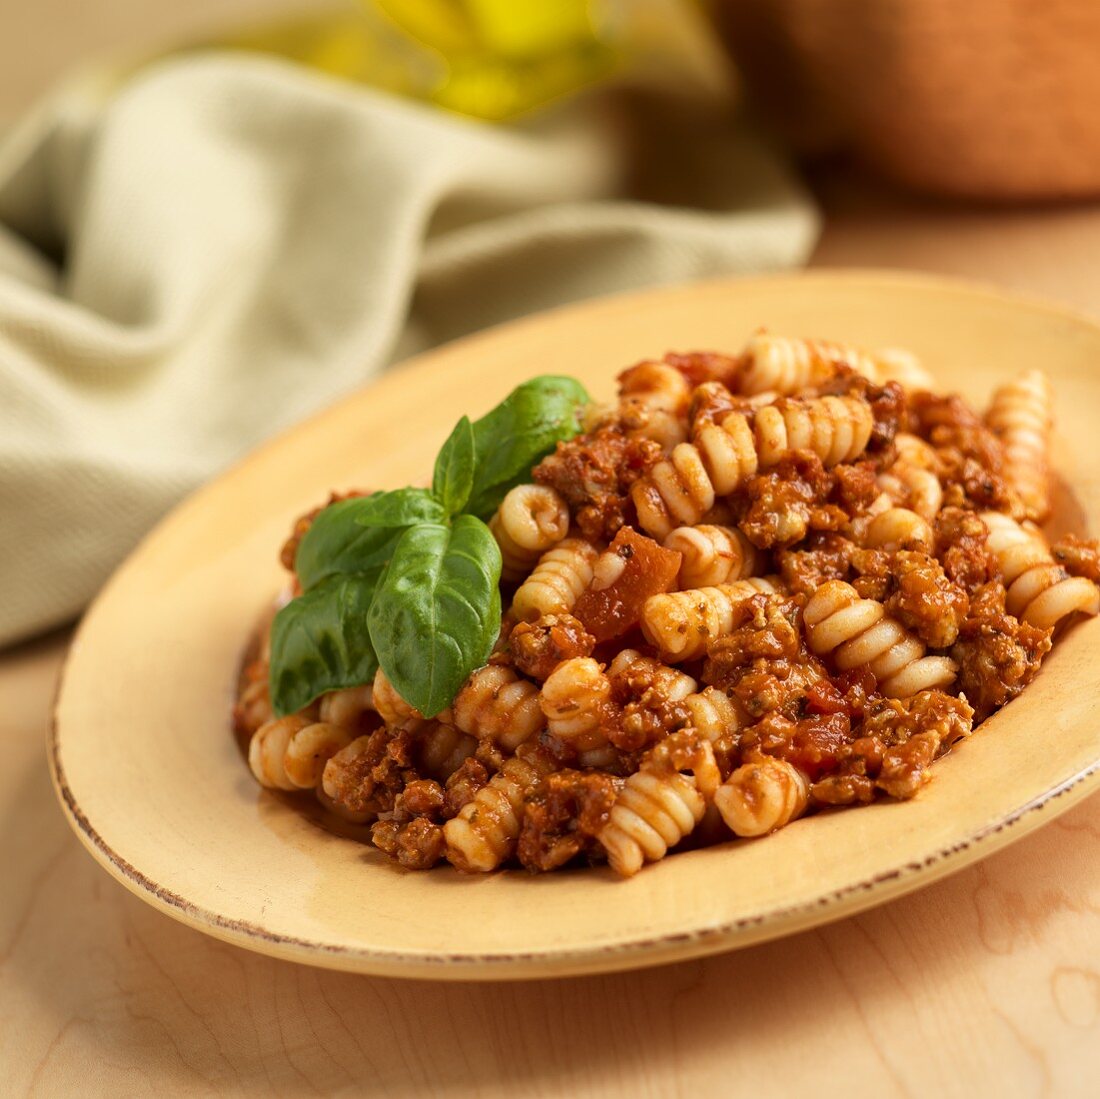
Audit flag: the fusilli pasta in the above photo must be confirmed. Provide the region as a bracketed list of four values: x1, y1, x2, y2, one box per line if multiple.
[489, 484, 570, 581]
[641, 578, 778, 661]
[982, 512, 1100, 628]
[633, 395, 874, 538]
[803, 580, 958, 697]
[453, 664, 545, 751]
[598, 732, 721, 877]
[444, 748, 555, 872]
[512, 538, 598, 622]
[664, 524, 761, 588]
[986, 368, 1053, 522]
[715, 758, 810, 837]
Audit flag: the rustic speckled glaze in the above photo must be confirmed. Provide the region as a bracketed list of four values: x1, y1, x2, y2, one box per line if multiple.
[50, 272, 1100, 980]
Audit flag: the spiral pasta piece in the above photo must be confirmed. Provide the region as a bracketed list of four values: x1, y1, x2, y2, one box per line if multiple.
[248, 713, 314, 790]
[739, 333, 932, 395]
[633, 396, 874, 538]
[444, 749, 555, 872]
[715, 758, 810, 837]
[641, 578, 778, 662]
[618, 360, 691, 449]
[540, 657, 612, 752]
[803, 580, 957, 697]
[512, 538, 598, 622]
[453, 664, 545, 751]
[607, 649, 698, 701]
[664, 524, 761, 588]
[682, 686, 745, 743]
[598, 732, 721, 877]
[739, 334, 880, 395]
[982, 512, 1099, 629]
[249, 714, 356, 791]
[861, 507, 934, 552]
[878, 464, 943, 522]
[416, 721, 477, 781]
[319, 685, 375, 728]
[893, 432, 938, 469]
[986, 369, 1054, 521]
[282, 722, 357, 789]
[371, 667, 443, 727]
[489, 484, 570, 581]
[754, 397, 874, 468]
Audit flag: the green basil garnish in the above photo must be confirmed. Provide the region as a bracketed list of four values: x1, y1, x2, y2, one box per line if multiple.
[269, 375, 590, 719]
[294, 495, 399, 592]
[465, 376, 590, 518]
[354, 487, 446, 528]
[367, 517, 502, 718]
[432, 415, 476, 517]
[270, 574, 381, 716]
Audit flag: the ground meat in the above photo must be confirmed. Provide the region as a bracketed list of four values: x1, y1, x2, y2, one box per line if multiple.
[811, 773, 876, 805]
[777, 532, 858, 596]
[664, 350, 742, 388]
[279, 490, 368, 573]
[606, 655, 695, 751]
[908, 392, 983, 435]
[688, 380, 741, 431]
[1052, 535, 1100, 582]
[322, 726, 418, 820]
[509, 614, 595, 680]
[395, 778, 447, 821]
[950, 582, 1053, 721]
[704, 594, 803, 668]
[861, 690, 974, 748]
[444, 757, 490, 815]
[850, 547, 894, 602]
[740, 711, 853, 781]
[703, 595, 829, 720]
[935, 507, 997, 592]
[534, 426, 661, 542]
[517, 770, 622, 871]
[857, 691, 974, 799]
[739, 452, 846, 549]
[876, 732, 942, 800]
[939, 452, 1021, 515]
[371, 817, 445, 870]
[804, 666, 878, 720]
[884, 551, 970, 648]
[831, 461, 879, 515]
[818, 372, 906, 452]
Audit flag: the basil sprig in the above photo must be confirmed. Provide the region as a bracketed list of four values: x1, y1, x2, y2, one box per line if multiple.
[269, 375, 589, 718]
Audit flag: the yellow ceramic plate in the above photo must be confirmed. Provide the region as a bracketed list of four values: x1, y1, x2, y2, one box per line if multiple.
[50, 272, 1100, 980]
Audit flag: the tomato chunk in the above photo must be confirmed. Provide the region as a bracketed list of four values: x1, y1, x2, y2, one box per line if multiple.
[573, 528, 681, 642]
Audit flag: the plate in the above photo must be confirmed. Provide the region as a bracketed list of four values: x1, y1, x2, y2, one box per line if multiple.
[50, 271, 1100, 980]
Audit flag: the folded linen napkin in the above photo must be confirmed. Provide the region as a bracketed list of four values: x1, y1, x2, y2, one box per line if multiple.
[0, 52, 818, 647]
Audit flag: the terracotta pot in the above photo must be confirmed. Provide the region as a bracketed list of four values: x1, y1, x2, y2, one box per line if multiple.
[715, 0, 1100, 200]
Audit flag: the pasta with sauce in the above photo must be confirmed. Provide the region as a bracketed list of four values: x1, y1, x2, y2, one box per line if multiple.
[236, 331, 1100, 878]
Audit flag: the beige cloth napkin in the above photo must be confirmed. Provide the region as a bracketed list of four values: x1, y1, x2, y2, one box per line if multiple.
[0, 52, 819, 647]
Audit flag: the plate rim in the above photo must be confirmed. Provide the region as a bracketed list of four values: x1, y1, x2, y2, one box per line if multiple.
[48, 268, 1100, 981]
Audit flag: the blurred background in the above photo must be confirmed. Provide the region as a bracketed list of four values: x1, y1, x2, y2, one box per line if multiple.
[8, 0, 1100, 195]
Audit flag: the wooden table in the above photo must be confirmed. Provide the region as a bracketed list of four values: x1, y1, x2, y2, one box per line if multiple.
[3, 184, 1100, 1096]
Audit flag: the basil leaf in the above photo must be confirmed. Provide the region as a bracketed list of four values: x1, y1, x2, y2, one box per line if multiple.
[466, 376, 590, 518]
[269, 574, 380, 716]
[295, 495, 402, 591]
[354, 488, 446, 528]
[368, 516, 502, 718]
[432, 415, 475, 517]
